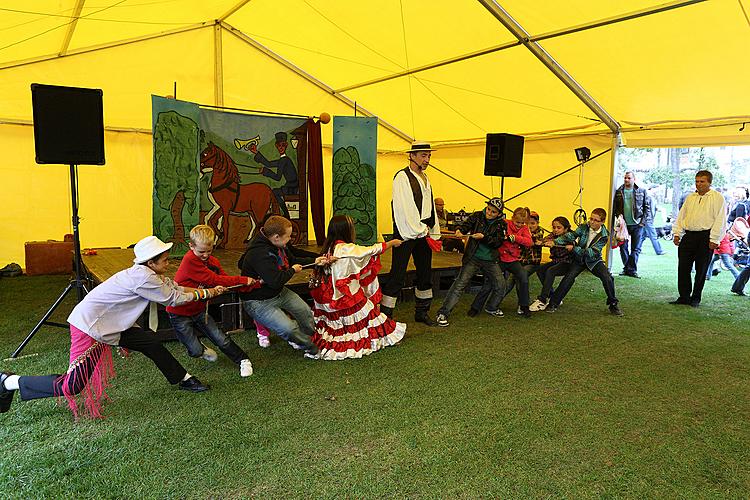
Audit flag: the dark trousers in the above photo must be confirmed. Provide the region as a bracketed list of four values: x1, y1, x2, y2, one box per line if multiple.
[382, 236, 433, 310]
[548, 261, 617, 308]
[677, 230, 713, 304]
[536, 261, 572, 302]
[732, 265, 750, 294]
[496, 261, 530, 308]
[18, 327, 187, 401]
[169, 311, 248, 364]
[620, 224, 644, 273]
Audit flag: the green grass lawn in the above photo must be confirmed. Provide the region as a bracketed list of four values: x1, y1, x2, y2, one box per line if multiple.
[1, 245, 748, 498]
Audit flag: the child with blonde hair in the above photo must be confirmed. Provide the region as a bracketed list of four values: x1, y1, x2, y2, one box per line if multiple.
[167, 225, 257, 377]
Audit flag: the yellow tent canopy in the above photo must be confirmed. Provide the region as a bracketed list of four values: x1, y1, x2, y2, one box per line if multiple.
[1, 0, 749, 265]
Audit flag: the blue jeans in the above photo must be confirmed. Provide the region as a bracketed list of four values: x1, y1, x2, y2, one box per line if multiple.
[732, 265, 750, 293]
[706, 254, 741, 280]
[241, 287, 317, 353]
[438, 258, 504, 317]
[504, 263, 539, 300]
[168, 311, 249, 364]
[637, 223, 664, 255]
[620, 224, 644, 274]
[548, 261, 617, 308]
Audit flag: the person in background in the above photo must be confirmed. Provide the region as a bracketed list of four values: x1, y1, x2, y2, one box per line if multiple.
[435, 197, 464, 253]
[670, 170, 726, 307]
[638, 188, 666, 256]
[612, 171, 650, 278]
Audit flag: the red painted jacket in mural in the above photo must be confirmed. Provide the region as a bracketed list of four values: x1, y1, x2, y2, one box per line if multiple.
[166, 251, 253, 317]
[498, 219, 533, 263]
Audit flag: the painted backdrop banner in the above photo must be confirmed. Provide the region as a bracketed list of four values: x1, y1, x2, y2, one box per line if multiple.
[152, 96, 309, 252]
[332, 116, 377, 245]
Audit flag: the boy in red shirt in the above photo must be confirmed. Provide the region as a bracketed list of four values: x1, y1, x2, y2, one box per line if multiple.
[167, 225, 258, 377]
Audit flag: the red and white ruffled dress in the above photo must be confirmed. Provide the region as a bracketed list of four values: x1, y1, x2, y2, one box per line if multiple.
[310, 241, 406, 360]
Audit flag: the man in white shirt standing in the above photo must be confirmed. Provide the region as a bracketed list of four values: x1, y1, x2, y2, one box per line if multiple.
[671, 170, 726, 307]
[381, 142, 442, 326]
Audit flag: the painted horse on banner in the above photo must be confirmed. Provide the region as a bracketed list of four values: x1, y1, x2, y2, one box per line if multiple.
[200, 142, 278, 247]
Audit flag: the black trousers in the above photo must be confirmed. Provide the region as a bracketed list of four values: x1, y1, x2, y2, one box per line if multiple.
[382, 236, 433, 309]
[677, 230, 713, 304]
[18, 327, 188, 401]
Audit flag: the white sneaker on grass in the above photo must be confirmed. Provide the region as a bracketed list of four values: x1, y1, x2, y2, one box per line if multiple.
[257, 335, 271, 348]
[529, 299, 547, 312]
[435, 313, 449, 327]
[200, 346, 218, 362]
[240, 359, 253, 377]
[485, 309, 504, 317]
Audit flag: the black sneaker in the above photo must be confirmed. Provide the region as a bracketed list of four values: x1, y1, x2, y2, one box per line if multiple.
[609, 304, 624, 316]
[178, 376, 210, 393]
[467, 308, 479, 317]
[0, 372, 16, 413]
[545, 305, 558, 313]
[414, 313, 437, 326]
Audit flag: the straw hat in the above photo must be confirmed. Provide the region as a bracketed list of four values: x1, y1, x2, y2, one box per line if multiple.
[406, 141, 436, 153]
[133, 236, 173, 263]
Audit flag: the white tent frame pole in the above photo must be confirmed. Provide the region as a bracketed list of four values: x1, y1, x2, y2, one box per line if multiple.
[220, 21, 413, 144]
[214, 24, 224, 106]
[59, 0, 86, 56]
[478, 0, 620, 133]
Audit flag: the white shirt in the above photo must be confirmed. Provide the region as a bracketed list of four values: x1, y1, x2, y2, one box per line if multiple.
[392, 168, 441, 241]
[673, 189, 726, 243]
[68, 264, 193, 345]
[585, 226, 602, 248]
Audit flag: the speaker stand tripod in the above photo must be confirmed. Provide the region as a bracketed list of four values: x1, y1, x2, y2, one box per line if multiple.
[10, 164, 90, 358]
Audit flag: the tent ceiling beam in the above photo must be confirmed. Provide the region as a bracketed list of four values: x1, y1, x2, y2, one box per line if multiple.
[335, 0, 704, 95]
[214, 24, 224, 106]
[220, 21, 413, 144]
[0, 22, 211, 72]
[335, 40, 520, 93]
[530, 0, 707, 43]
[478, 0, 620, 133]
[218, 0, 253, 22]
[59, 0, 86, 56]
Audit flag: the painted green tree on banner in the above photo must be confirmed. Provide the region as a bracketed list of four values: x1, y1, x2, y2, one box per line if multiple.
[332, 146, 376, 244]
[153, 110, 200, 254]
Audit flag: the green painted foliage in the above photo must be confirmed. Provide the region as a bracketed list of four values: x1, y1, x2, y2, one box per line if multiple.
[332, 146, 377, 244]
[154, 111, 199, 212]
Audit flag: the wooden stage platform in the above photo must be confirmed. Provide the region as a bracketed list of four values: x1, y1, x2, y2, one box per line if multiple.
[82, 245, 463, 333]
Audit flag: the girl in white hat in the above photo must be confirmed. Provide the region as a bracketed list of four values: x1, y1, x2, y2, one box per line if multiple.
[1, 236, 225, 419]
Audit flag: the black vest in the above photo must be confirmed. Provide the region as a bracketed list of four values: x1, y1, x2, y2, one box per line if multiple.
[392, 167, 435, 235]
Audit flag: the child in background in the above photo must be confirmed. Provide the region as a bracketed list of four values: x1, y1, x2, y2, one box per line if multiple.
[239, 216, 330, 357]
[1, 236, 220, 419]
[309, 215, 405, 359]
[495, 207, 534, 318]
[167, 225, 257, 378]
[530, 216, 573, 311]
[544, 208, 623, 316]
[705, 233, 740, 280]
[436, 198, 506, 326]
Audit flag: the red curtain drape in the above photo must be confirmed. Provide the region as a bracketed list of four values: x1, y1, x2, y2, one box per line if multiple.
[307, 119, 326, 244]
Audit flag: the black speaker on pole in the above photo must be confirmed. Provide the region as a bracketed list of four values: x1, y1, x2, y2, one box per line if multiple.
[484, 133, 524, 178]
[31, 83, 105, 165]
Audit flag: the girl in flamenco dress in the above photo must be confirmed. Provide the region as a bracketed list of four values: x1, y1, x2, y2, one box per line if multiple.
[310, 215, 406, 360]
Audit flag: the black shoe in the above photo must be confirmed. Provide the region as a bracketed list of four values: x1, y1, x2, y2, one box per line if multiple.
[1, 372, 17, 413]
[467, 308, 479, 317]
[520, 306, 532, 318]
[669, 299, 689, 305]
[711, 269, 720, 276]
[414, 313, 437, 327]
[690, 301, 700, 308]
[380, 305, 394, 318]
[305, 344, 320, 356]
[731, 290, 746, 296]
[628, 272, 641, 279]
[178, 376, 210, 393]
[609, 304, 624, 316]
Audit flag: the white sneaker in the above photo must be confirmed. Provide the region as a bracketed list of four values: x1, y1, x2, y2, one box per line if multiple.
[435, 313, 449, 327]
[200, 346, 218, 362]
[485, 308, 504, 317]
[239, 359, 253, 377]
[517, 306, 523, 315]
[257, 335, 271, 348]
[529, 299, 547, 312]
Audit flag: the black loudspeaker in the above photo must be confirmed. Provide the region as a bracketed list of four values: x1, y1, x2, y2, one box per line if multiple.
[31, 84, 105, 165]
[484, 133, 524, 178]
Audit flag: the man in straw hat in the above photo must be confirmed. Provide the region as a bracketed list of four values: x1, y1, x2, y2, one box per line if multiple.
[381, 141, 442, 326]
